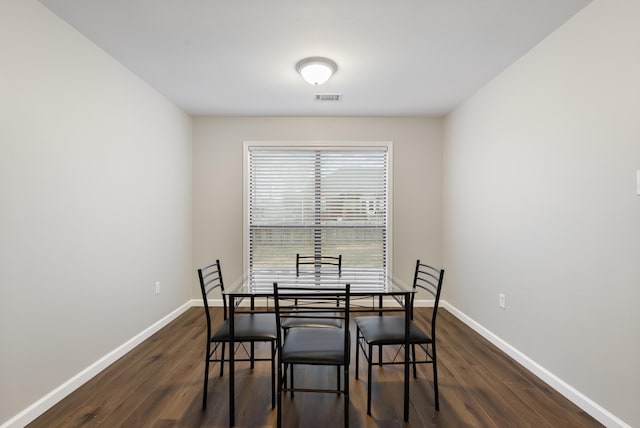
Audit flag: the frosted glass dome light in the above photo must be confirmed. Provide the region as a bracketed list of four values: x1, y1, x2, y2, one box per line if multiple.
[296, 57, 337, 85]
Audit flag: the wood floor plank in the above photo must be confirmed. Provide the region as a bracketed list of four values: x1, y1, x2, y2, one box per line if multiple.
[435, 310, 596, 428]
[27, 307, 603, 428]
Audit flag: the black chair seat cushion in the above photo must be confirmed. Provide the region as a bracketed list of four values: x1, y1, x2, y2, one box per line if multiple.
[282, 327, 348, 365]
[355, 316, 431, 345]
[212, 313, 277, 341]
[281, 312, 343, 329]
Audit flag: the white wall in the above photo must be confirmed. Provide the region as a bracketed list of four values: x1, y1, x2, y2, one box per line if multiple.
[444, 1, 640, 426]
[192, 117, 443, 294]
[0, 1, 192, 424]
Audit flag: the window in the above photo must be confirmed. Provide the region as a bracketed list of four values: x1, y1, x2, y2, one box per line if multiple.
[245, 142, 391, 271]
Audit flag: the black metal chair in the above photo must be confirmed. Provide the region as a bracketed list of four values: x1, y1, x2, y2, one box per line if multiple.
[198, 259, 277, 410]
[273, 283, 351, 428]
[286, 254, 345, 391]
[354, 260, 445, 415]
[286, 253, 344, 329]
[296, 253, 342, 277]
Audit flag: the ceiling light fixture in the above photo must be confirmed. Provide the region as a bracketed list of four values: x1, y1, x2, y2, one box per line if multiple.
[296, 57, 337, 85]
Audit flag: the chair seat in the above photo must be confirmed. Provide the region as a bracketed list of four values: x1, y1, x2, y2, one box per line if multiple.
[282, 327, 348, 365]
[281, 312, 343, 329]
[355, 316, 431, 345]
[212, 313, 278, 341]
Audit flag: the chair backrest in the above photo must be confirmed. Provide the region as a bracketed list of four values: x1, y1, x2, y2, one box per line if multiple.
[411, 260, 445, 336]
[198, 260, 227, 338]
[296, 253, 342, 276]
[273, 283, 351, 352]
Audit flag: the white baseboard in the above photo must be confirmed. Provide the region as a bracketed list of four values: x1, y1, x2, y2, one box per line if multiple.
[1, 301, 192, 428]
[441, 301, 631, 428]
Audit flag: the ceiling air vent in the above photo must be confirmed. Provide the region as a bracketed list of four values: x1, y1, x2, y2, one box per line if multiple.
[314, 93, 342, 102]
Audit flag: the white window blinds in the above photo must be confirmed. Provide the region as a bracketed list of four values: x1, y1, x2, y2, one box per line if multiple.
[248, 146, 389, 270]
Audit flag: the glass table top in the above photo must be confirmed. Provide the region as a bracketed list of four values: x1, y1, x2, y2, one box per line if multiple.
[224, 267, 414, 296]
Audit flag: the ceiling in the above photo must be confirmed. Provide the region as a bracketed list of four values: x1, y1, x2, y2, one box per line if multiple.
[38, 0, 591, 117]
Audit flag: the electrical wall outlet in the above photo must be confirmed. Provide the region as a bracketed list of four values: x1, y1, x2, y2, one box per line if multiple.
[499, 293, 506, 309]
[155, 281, 161, 295]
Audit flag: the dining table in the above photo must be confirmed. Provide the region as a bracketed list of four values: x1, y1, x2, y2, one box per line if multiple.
[223, 267, 416, 426]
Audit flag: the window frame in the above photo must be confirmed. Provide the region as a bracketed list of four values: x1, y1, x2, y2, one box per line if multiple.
[243, 140, 393, 274]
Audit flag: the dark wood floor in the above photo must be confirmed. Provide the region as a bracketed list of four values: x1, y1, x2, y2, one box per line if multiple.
[29, 307, 602, 428]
